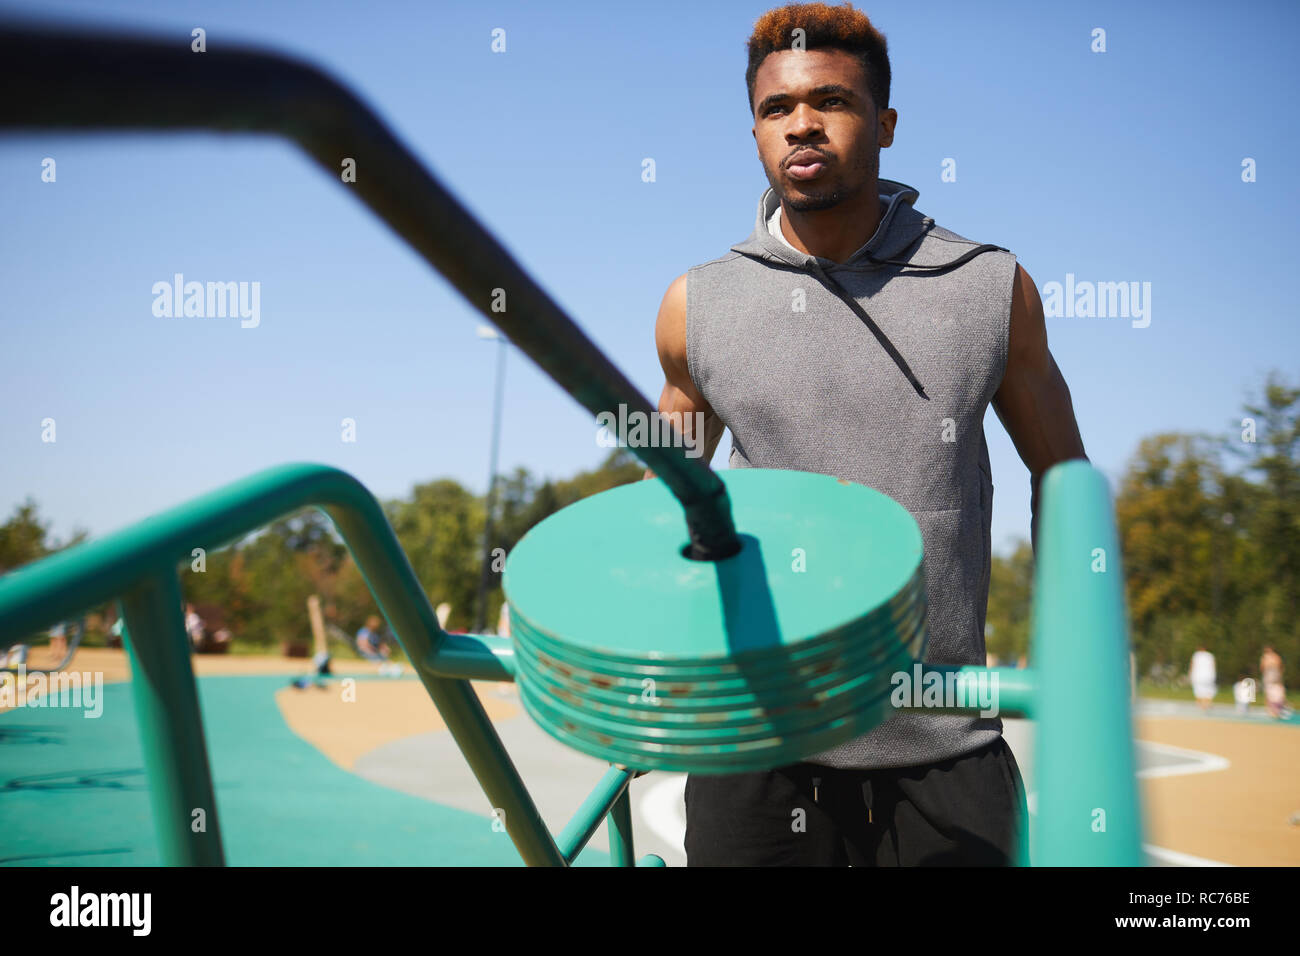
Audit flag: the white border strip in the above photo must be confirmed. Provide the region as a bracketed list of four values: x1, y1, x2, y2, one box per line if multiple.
[1135, 739, 1231, 778]
[1143, 844, 1233, 867]
[1135, 740, 1233, 865]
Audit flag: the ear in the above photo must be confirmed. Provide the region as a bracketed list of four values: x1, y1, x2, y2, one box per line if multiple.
[877, 108, 898, 149]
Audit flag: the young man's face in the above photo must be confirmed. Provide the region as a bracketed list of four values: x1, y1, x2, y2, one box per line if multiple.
[750, 48, 896, 212]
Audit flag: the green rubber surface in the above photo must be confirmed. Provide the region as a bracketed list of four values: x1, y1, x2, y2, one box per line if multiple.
[0, 675, 607, 866]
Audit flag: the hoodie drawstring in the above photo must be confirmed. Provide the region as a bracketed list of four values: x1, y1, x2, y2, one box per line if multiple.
[869, 243, 1009, 275]
[806, 243, 1010, 401]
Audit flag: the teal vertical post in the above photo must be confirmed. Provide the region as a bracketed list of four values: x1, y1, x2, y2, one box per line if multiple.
[557, 765, 633, 864]
[608, 786, 635, 867]
[1014, 771, 1032, 867]
[1030, 461, 1142, 865]
[118, 572, 225, 866]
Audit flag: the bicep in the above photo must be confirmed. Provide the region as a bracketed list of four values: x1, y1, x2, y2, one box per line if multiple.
[653, 274, 725, 461]
[992, 264, 1087, 477]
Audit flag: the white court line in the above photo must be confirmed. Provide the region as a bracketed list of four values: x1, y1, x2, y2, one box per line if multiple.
[1134, 740, 1231, 778]
[1027, 740, 1232, 865]
[642, 740, 1235, 866]
[1136, 739, 1233, 865]
[1142, 844, 1232, 867]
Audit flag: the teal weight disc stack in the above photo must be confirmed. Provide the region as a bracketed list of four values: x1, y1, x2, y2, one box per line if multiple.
[503, 468, 927, 774]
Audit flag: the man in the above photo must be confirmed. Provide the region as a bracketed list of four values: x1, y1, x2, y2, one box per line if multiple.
[1259, 646, 1286, 719]
[355, 615, 388, 661]
[1189, 645, 1216, 711]
[356, 615, 402, 677]
[648, 3, 1088, 865]
[184, 604, 206, 650]
[48, 622, 68, 664]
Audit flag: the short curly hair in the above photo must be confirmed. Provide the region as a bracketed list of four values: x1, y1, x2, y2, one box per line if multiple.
[745, 2, 890, 116]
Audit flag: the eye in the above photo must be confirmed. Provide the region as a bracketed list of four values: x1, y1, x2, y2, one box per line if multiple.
[822, 97, 846, 107]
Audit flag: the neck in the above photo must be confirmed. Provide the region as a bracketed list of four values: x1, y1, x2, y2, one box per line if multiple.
[778, 181, 884, 264]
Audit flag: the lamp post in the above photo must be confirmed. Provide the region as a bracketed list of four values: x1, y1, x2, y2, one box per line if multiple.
[474, 324, 507, 633]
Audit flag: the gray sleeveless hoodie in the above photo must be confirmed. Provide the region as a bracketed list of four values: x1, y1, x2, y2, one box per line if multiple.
[685, 178, 1016, 769]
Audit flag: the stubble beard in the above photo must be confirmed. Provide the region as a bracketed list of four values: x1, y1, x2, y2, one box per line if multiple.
[769, 146, 878, 213]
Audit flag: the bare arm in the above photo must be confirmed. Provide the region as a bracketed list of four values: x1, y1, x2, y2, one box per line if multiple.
[992, 264, 1089, 552]
[644, 273, 726, 480]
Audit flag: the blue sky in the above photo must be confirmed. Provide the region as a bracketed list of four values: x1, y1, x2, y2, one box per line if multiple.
[1, 0, 1297, 557]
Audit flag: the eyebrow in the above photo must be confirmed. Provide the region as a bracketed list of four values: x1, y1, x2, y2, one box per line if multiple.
[756, 84, 858, 116]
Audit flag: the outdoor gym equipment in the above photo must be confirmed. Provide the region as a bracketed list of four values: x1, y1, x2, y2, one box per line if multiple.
[1, 618, 84, 676]
[506, 469, 929, 773]
[0, 22, 1142, 866]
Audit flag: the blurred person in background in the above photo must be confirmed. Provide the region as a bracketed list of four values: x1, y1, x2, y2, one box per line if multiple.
[1260, 646, 1288, 719]
[184, 604, 205, 649]
[495, 601, 515, 696]
[1189, 645, 1216, 711]
[1232, 675, 1255, 715]
[356, 615, 388, 661]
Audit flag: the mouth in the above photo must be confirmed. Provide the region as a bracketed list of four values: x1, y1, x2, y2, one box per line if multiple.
[785, 150, 828, 181]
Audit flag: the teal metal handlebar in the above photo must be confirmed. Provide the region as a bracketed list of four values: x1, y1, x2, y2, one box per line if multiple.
[0, 463, 586, 867]
[1030, 461, 1142, 865]
[0, 22, 739, 561]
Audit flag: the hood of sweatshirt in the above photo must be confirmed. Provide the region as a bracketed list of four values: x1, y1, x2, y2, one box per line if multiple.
[730, 177, 934, 272]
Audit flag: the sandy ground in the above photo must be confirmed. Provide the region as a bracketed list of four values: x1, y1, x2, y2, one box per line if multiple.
[1, 645, 521, 777]
[3, 645, 396, 687]
[275, 682, 520, 771]
[1136, 715, 1300, 866]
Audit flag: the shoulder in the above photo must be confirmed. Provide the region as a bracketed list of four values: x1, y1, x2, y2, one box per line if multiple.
[654, 272, 690, 378]
[655, 273, 688, 343]
[689, 250, 746, 272]
[656, 249, 749, 331]
[1008, 262, 1045, 350]
[890, 212, 1020, 284]
[921, 221, 1018, 270]
[683, 251, 749, 290]
[913, 217, 1025, 383]
[661, 253, 749, 387]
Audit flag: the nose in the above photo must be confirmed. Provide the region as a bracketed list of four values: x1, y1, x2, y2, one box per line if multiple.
[784, 102, 824, 139]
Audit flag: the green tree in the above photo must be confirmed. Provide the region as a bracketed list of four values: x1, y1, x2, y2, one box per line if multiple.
[1111, 371, 1300, 684]
[986, 541, 1034, 664]
[384, 479, 482, 633]
[0, 498, 50, 574]
[1227, 372, 1300, 659]
[482, 449, 645, 630]
[1114, 433, 1224, 674]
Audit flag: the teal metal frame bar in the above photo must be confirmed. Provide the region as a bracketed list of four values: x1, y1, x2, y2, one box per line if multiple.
[0, 22, 738, 561]
[0, 464, 651, 866]
[557, 765, 634, 864]
[888, 462, 1142, 865]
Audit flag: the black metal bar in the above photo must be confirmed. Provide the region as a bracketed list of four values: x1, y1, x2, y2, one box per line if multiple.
[0, 22, 740, 560]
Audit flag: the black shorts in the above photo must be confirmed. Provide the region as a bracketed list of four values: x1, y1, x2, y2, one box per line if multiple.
[683, 737, 1028, 866]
